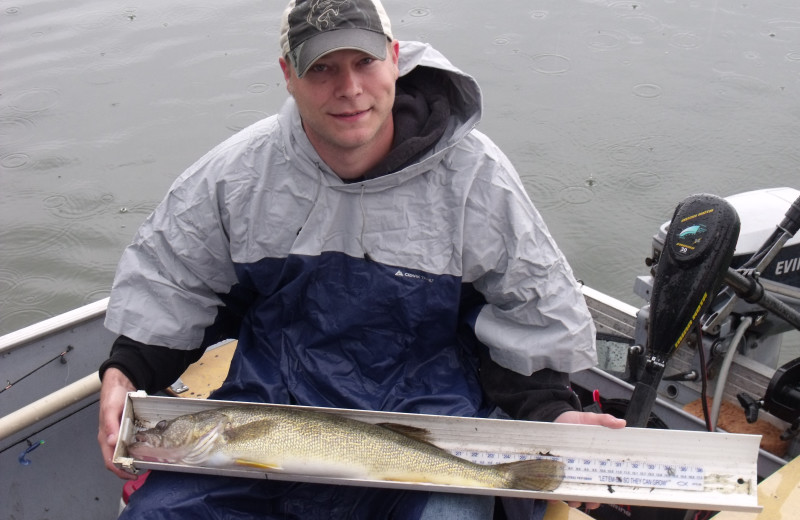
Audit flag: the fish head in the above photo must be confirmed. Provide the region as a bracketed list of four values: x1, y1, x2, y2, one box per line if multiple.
[127, 410, 230, 465]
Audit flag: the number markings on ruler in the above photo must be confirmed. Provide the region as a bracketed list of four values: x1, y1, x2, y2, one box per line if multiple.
[451, 449, 705, 491]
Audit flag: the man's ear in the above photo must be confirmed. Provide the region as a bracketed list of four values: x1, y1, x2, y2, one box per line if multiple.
[279, 57, 294, 95]
[391, 40, 400, 79]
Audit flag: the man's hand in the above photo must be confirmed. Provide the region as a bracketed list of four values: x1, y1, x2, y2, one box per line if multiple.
[554, 410, 626, 429]
[554, 410, 626, 511]
[97, 367, 138, 480]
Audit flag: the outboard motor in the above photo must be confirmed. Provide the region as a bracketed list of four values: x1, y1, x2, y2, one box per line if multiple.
[625, 194, 740, 428]
[629, 187, 800, 434]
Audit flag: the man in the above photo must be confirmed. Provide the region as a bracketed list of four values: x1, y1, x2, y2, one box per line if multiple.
[98, 0, 624, 518]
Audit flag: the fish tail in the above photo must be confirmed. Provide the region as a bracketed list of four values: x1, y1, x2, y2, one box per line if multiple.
[499, 458, 565, 491]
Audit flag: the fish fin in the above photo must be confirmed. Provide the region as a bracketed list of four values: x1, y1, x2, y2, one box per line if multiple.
[223, 419, 276, 442]
[374, 423, 434, 444]
[234, 459, 281, 470]
[499, 458, 565, 492]
[382, 475, 428, 483]
[181, 423, 226, 465]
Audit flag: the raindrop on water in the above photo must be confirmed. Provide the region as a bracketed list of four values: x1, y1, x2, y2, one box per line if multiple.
[1, 152, 30, 169]
[529, 54, 571, 75]
[225, 110, 269, 132]
[632, 83, 662, 98]
[11, 88, 60, 113]
[560, 186, 594, 205]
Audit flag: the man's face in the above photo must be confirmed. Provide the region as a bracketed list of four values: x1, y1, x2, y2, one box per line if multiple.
[281, 41, 400, 174]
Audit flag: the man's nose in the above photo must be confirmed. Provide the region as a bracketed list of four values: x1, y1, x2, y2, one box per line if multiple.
[335, 68, 362, 98]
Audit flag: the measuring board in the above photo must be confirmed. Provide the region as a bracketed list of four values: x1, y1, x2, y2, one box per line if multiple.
[116, 394, 763, 513]
[452, 449, 704, 491]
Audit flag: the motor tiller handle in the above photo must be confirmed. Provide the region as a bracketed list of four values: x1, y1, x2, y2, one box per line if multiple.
[779, 194, 800, 236]
[625, 194, 740, 428]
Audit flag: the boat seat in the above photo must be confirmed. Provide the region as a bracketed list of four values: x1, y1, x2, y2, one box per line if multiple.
[165, 340, 237, 399]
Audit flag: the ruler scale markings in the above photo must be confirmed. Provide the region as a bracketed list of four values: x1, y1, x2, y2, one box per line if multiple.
[450, 449, 705, 491]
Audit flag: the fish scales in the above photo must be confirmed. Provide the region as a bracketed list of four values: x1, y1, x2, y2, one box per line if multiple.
[127, 405, 564, 492]
[224, 410, 505, 486]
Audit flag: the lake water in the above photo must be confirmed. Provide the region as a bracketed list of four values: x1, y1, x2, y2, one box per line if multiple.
[2, 0, 799, 337]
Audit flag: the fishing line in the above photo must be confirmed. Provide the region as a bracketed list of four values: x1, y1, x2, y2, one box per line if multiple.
[0, 345, 73, 394]
[0, 397, 98, 457]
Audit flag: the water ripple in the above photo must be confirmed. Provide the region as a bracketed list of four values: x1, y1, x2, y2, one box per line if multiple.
[587, 30, 628, 51]
[619, 13, 664, 34]
[247, 83, 273, 94]
[602, 135, 677, 167]
[8, 88, 61, 112]
[560, 186, 595, 205]
[521, 174, 568, 210]
[712, 73, 773, 105]
[8, 276, 62, 307]
[225, 110, 269, 132]
[1, 152, 30, 169]
[0, 309, 53, 334]
[0, 114, 37, 144]
[0, 268, 20, 295]
[492, 33, 524, 47]
[528, 54, 571, 75]
[43, 191, 115, 220]
[82, 287, 111, 305]
[632, 83, 663, 98]
[669, 32, 701, 50]
[0, 224, 83, 258]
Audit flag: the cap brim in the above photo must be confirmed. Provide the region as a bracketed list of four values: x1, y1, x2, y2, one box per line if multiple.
[293, 28, 388, 78]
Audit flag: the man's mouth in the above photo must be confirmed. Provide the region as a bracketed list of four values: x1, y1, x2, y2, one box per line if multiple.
[334, 109, 369, 118]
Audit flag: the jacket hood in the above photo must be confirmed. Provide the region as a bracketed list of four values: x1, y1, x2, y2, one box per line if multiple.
[396, 40, 483, 146]
[278, 40, 483, 192]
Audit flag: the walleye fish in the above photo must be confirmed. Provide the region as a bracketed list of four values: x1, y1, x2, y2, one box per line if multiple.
[127, 405, 564, 492]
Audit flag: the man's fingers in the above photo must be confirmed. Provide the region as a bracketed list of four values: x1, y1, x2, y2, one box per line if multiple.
[97, 368, 137, 480]
[555, 410, 627, 428]
[99, 432, 138, 480]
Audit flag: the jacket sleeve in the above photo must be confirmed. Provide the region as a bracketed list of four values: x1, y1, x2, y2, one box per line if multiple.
[460, 131, 598, 376]
[478, 346, 581, 422]
[103, 146, 243, 349]
[99, 335, 206, 394]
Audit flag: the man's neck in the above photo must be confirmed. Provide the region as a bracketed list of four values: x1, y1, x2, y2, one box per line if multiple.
[305, 117, 395, 181]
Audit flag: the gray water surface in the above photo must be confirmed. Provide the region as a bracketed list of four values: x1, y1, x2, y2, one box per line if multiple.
[2, 0, 799, 335]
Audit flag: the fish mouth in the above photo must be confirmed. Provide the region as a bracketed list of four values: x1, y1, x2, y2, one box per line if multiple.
[128, 421, 228, 466]
[127, 441, 182, 463]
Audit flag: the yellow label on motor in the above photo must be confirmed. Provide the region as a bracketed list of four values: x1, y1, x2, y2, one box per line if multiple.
[673, 292, 707, 350]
